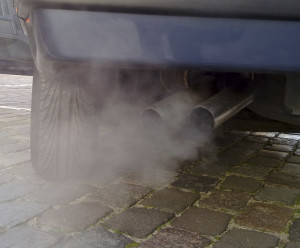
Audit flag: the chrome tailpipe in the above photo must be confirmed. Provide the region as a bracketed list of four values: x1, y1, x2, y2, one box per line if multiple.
[140, 90, 211, 134]
[141, 83, 254, 134]
[190, 85, 254, 131]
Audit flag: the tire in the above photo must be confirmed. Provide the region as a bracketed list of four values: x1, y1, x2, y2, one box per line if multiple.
[30, 66, 113, 179]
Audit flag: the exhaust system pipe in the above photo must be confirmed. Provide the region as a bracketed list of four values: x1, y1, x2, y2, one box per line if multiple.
[141, 90, 211, 134]
[190, 85, 254, 131]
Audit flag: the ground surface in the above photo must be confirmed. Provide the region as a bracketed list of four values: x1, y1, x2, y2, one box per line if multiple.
[0, 74, 300, 247]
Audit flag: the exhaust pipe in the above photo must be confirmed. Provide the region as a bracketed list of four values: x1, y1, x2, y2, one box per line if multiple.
[190, 85, 254, 131]
[141, 90, 211, 134]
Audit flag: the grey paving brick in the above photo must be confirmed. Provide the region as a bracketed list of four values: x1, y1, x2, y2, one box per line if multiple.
[0, 137, 19, 146]
[244, 136, 268, 143]
[0, 174, 13, 184]
[38, 203, 111, 232]
[0, 143, 29, 154]
[185, 160, 230, 177]
[264, 144, 294, 152]
[54, 227, 131, 248]
[0, 226, 60, 248]
[0, 201, 48, 228]
[171, 175, 219, 193]
[27, 183, 95, 205]
[281, 163, 300, 175]
[222, 147, 256, 163]
[228, 131, 250, 137]
[213, 134, 243, 149]
[289, 218, 300, 242]
[272, 138, 298, 146]
[0, 182, 39, 202]
[246, 156, 282, 168]
[140, 228, 210, 248]
[257, 150, 288, 160]
[254, 185, 300, 205]
[214, 228, 279, 248]
[266, 172, 300, 188]
[252, 132, 278, 138]
[171, 207, 232, 236]
[104, 207, 174, 239]
[199, 189, 251, 211]
[122, 170, 176, 188]
[286, 242, 300, 248]
[231, 164, 273, 179]
[0, 151, 30, 168]
[85, 183, 152, 209]
[140, 187, 199, 212]
[235, 202, 294, 232]
[3, 162, 36, 178]
[236, 141, 264, 150]
[288, 156, 300, 164]
[278, 134, 300, 140]
[220, 175, 262, 193]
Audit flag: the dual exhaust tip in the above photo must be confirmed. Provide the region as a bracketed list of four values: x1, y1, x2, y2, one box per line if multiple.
[141, 85, 254, 134]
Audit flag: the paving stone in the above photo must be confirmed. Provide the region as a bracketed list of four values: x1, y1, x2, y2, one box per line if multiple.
[288, 156, 300, 164]
[272, 138, 298, 146]
[265, 172, 300, 188]
[213, 134, 243, 148]
[289, 218, 300, 242]
[244, 136, 268, 143]
[0, 142, 29, 154]
[278, 134, 300, 140]
[220, 175, 262, 193]
[104, 207, 174, 239]
[294, 149, 300, 156]
[265, 144, 294, 152]
[246, 156, 282, 168]
[85, 183, 152, 209]
[122, 169, 176, 188]
[0, 151, 30, 168]
[229, 131, 250, 137]
[171, 175, 219, 193]
[185, 160, 230, 177]
[53, 227, 131, 248]
[27, 183, 95, 205]
[3, 162, 36, 178]
[0, 137, 19, 146]
[236, 141, 264, 150]
[0, 174, 13, 184]
[0, 182, 39, 202]
[286, 242, 300, 248]
[172, 207, 231, 236]
[252, 132, 278, 138]
[231, 164, 273, 179]
[214, 228, 279, 248]
[281, 163, 300, 176]
[254, 185, 300, 205]
[0, 226, 60, 248]
[222, 148, 256, 163]
[140, 187, 199, 212]
[140, 228, 210, 248]
[235, 202, 294, 232]
[0, 201, 48, 228]
[38, 202, 111, 232]
[199, 189, 251, 211]
[257, 150, 288, 160]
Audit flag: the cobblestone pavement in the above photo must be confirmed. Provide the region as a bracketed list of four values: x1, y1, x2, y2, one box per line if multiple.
[0, 74, 300, 247]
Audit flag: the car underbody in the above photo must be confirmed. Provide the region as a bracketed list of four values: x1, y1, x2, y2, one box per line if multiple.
[0, 0, 300, 177]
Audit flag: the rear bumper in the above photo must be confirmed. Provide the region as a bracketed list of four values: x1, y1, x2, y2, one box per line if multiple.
[28, 8, 300, 72]
[17, 0, 300, 21]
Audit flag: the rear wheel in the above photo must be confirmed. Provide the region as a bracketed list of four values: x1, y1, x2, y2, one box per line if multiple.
[30, 65, 114, 179]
